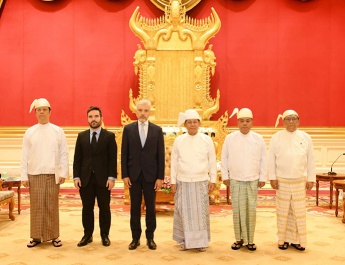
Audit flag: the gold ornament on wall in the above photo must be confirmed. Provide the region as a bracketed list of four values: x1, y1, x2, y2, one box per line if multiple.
[127, 0, 222, 123]
[149, 0, 202, 12]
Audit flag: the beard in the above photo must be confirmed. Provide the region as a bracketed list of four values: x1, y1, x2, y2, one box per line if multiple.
[89, 120, 101, 129]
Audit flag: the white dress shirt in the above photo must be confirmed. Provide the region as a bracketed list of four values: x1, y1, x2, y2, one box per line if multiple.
[138, 120, 148, 136]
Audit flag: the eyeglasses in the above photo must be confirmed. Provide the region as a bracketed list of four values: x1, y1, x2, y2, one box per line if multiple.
[284, 117, 298, 122]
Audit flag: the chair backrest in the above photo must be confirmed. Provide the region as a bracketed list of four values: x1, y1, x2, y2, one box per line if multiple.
[163, 134, 177, 178]
[0, 179, 4, 191]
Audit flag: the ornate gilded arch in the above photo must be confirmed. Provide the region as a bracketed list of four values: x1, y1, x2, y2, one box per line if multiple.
[149, 0, 202, 12]
[127, 0, 222, 123]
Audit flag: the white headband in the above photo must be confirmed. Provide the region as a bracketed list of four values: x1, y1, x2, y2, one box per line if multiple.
[177, 109, 201, 126]
[29, 98, 51, 113]
[230, 107, 253, 119]
[275, 109, 299, 127]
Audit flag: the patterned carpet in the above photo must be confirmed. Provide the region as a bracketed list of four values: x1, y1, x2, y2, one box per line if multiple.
[0, 183, 345, 265]
[5, 181, 342, 218]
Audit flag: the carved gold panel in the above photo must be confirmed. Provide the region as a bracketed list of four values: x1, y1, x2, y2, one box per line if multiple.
[150, 0, 202, 12]
[127, 0, 222, 123]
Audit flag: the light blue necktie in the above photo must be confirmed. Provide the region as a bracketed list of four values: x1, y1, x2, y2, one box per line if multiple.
[140, 123, 146, 147]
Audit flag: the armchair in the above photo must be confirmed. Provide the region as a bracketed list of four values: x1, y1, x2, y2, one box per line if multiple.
[0, 179, 15, 220]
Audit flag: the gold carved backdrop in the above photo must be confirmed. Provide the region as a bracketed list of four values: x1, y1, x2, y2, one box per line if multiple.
[149, 0, 202, 12]
[118, 0, 228, 204]
[127, 0, 222, 122]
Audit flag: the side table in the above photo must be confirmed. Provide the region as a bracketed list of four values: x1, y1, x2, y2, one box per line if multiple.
[334, 180, 345, 223]
[316, 173, 345, 209]
[1, 179, 22, 214]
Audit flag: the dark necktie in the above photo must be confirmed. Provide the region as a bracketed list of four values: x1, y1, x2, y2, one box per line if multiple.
[91, 131, 97, 150]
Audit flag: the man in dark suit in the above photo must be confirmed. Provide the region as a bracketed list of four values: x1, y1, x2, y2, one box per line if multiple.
[121, 99, 165, 250]
[73, 106, 117, 247]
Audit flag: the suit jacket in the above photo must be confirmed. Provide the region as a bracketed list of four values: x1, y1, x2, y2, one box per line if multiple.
[73, 128, 117, 187]
[121, 121, 165, 182]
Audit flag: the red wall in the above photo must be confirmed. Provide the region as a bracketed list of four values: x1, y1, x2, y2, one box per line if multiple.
[0, 0, 345, 126]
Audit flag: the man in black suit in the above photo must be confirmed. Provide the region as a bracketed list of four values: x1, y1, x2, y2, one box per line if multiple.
[121, 99, 165, 250]
[73, 106, 117, 247]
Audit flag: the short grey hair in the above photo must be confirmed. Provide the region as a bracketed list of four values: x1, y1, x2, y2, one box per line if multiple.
[136, 99, 151, 108]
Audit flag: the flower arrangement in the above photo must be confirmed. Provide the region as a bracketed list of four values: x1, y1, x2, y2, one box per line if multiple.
[161, 176, 171, 193]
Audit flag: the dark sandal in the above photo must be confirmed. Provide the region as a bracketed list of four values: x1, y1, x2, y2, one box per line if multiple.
[52, 239, 63, 247]
[231, 241, 243, 250]
[27, 240, 41, 248]
[278, 242, 289, 250]
[291, 243, 305, 251]
[246, 243, 257, 251]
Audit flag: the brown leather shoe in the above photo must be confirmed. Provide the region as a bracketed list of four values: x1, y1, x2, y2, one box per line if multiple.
[77, 235, 93, 247]
[101, 234, 111, 246]
[128, 239, 140, 250]
[147, 239, 157, 250]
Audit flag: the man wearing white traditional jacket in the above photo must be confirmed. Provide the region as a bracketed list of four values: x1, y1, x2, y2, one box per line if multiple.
[171, 109, 217, 252]
[221, 108, 267, 251]
[269, 109, 315, 251]
[21, 98, 69, 248]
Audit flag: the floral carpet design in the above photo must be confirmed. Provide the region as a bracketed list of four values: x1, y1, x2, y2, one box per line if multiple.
[4, 180, 340, 219]
[0, 182, 344, 265]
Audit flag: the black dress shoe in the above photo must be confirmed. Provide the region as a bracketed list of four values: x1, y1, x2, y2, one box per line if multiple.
[128, 239, 140, 250]
[77, 235, 93, 247]
[101, 234, 111, 246]
[147, 239, 157, 250]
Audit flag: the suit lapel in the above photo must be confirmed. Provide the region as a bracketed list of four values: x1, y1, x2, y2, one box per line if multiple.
[135, 122, 141, 141]
[146, 122, 151, 143]
[87, 129, 93, 152]
[144, 121, 154, 147]
[87, 129, 91, 140]
[98, 128, 105, 143]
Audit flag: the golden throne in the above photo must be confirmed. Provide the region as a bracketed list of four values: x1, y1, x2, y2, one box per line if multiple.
[118, 0, 228, 205]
